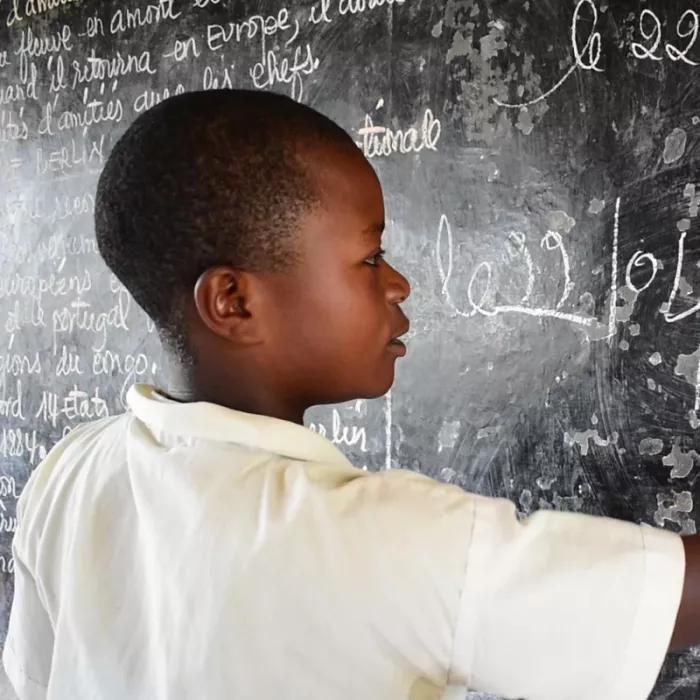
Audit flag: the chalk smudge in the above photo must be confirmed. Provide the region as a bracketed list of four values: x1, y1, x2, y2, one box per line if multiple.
[437, 420, 461, 453]
[654, 491, 695, 534]
[663, 127, 687, 164]
[588, 198, 605, 215]
[564, 429, 619, 456]
[662, 442, 699, 479]
[639, 438, 664, 456]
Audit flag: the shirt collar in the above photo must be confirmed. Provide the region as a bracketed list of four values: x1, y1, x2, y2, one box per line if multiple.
[127, 384, 353, 466]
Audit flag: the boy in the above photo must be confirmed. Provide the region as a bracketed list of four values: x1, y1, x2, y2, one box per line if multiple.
[4, 89, 699, 700]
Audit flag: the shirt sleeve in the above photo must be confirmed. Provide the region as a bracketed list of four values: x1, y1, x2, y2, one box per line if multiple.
[447, 495, 685, 700]
[3, 487, 53, 700]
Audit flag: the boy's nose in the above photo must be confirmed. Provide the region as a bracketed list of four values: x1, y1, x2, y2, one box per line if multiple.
[386, 263, 411, 304]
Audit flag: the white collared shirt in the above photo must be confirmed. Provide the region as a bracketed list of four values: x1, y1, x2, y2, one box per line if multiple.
[4, 384, 685, 700]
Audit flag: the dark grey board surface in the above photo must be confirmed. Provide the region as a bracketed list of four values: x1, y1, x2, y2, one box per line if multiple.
[2, 0, 700, 696]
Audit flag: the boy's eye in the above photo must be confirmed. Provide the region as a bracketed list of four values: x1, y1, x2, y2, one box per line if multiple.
[365, 249, 386, 267]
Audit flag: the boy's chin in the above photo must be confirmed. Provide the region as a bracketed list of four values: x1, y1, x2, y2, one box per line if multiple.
[315, 373, 396, 407]
[345, 372, 396, 403]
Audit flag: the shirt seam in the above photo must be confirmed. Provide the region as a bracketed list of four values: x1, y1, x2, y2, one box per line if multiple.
[598, 525, 685, 700]
[4, 640, 49, 689]
[445, 495, 479, 689]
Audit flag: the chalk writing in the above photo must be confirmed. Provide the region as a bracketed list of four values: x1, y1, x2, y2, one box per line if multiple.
[0, 269, 92, 302]
[133, 85, 186, 113]
[495, 0, 602, 109]
[80, 15, 104, 39]
[339, 0, 405, 15]
[52, 295, 130, 353]
[71, 50, 156, 88]
[109, 0, 181, 35]
[0, 556, 14, 574]
[309, 0, 332, 24]
[0, 381, 25, 420]
[496, 0, 700, 111]
[435, 201, 621, 334]
[14, 24, 72, 83]
[37, 137, 104, 178]
[7, 0, 81, 28]
[308, 409, 368, 452]
[436, 196, 700, 345]
[250, 43, 319, 101]
[0, 429, 45, 465]
[0, 109, 29, 144]
[35, 386, 109, 427]
[0, 353, 41, 392]
[163, 37, 201, 63]
[206, 10, 294, 54]
[0, 477, 19, 500]
[356, 107, 442, 158]
[202, 65, 235, 91]
[0, 68, 37, 105]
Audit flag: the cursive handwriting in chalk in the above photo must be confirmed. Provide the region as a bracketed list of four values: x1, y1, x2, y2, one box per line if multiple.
[496, 1, 700, 111]
[436, 198, 623, 337]
[495, 0, 602, 109]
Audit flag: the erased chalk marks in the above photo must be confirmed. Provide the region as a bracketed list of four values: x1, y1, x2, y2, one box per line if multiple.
[477, 425, 500, 440]
[615, 285, 638, 324]
[588, 198, 605, 215]
[445, 29, 471, 63]
[663, 127, 687, 164]
[516, 108, 534, 135]
[678, 276, 694, 296]
[689, 410, 700, 429]
[546, 210, 576, 234]
[564, 428, 619, 456]
[674, 347, 700, 410]
[649, 351, 663, 366]
[551, 492, 584, 511]
[440, 467, 456, 483]
[437, 419, 461, 453]
[639, 437, 664, 456]
[639, 435, 700, 480]
[684, 182, 700, 218]
[519, 488, 533, 512]
[674, 348, 700, 384]
[536, 475, 555, 489]
[441, 2, 550, 141]
[486, 161, 499, 182]
[662, 442, 699, 479]
[654, 491, 696, 535]
[519, 487, 584, 514]
[479, 21, 506, 62]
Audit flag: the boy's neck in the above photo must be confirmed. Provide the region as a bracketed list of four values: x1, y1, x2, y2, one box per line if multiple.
[163, 359, 307, 425]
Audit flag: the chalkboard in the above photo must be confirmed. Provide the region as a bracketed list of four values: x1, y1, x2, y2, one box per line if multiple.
[2, 0, 700, 696]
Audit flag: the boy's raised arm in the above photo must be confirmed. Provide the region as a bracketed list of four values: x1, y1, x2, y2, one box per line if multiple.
[671, 536, 700, 650]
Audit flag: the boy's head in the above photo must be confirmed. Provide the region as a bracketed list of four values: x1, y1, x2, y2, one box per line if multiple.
[95, 90, 410, 421]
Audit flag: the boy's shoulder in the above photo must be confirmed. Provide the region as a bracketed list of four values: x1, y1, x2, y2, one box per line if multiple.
[16, 413, 131, 531]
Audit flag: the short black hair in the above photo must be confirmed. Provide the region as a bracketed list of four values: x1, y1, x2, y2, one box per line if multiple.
[95, 89, 355, 362]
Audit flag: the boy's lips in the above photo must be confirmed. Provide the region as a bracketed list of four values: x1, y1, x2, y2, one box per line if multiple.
[387, 338, 407, 356]
[387, 321, 410, 356]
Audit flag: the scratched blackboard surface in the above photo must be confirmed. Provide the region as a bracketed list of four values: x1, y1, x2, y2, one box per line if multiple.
[2, 0, 700, 696]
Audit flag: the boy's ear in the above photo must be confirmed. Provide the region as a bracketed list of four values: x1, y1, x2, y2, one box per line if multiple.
[193, 266, 263, 345]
